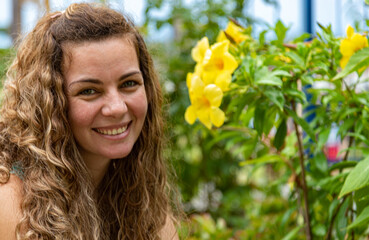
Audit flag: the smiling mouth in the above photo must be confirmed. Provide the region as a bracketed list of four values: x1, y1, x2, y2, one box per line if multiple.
[94, 125, 128, 136]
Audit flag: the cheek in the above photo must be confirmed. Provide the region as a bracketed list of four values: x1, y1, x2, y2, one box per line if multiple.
[136, 91, 148, 120]
[68, 100, 95, 128]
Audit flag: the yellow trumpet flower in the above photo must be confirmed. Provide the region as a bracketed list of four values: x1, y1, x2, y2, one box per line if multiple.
[202, 40, 238, 91]
[217, 21, 249, 44]
[191, 37, 210, 63]
[185, 74, 225, 129]
[339, 25, 368, 69]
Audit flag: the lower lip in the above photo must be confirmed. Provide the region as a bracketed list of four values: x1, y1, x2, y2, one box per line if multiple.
[93, 123, 131, 140]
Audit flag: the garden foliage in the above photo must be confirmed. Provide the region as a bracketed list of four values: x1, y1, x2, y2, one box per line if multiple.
[184, 15, 369, 240]
[144, 0, 369, 239]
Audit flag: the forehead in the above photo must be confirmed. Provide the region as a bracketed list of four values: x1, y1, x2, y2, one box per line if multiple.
[61, 35, 137, 70]
[61, 36, 142, 87]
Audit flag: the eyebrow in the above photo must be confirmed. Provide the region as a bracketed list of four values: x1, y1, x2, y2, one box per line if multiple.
[68, 71, 142, 87]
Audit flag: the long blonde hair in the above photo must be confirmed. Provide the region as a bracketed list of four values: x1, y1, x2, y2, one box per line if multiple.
[0, 3, 171, 239]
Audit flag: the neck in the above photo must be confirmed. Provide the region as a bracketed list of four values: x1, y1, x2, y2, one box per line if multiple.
[81, 153, 111, 187]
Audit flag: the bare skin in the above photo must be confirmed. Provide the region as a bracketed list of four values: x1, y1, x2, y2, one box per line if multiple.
[0, 175, 23, 240]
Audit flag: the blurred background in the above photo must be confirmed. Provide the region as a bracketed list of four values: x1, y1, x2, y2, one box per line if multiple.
[0, 0, 368, 239]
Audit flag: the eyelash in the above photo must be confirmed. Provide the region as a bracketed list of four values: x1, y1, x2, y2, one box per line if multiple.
[77, 80, 140, 96]
[121, 80, 138, 88]
[79, 88, 97, 96]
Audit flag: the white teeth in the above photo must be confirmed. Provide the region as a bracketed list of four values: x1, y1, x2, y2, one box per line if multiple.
[96, 126, 127, 135]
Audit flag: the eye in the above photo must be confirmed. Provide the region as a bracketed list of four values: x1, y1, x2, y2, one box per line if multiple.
[121, 80, 138, 88]
[79, 88, 97, 95]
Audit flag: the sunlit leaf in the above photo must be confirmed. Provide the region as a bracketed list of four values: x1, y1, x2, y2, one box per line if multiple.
[347, 205, 369, 230]
[240, 154, 283, 166]
[339, 156, 369, 198]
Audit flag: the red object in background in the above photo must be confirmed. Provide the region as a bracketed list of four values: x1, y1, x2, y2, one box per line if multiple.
[325, 144, 340, 162]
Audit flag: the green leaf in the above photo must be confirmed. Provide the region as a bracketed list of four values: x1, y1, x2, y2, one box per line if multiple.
[254, 106, 265, 136]
[365, 0, 369, 5]
[240, 154, 283, 166]
[311, 151, 328, 174]
[339, 156, 369, 198]
[281, 132, 297, 158]
[328, 199, 340, 222]
[259, 30, 267, 46]
[333, 48, 369, 80]
[354, 186, 369, 215]
[317, 172, 348, 194]
[317, 127, 330, 150]
[281, 225, 303, 240]
[347, 205, 369, 230]
[329, 161, 357, 173]
[264, 89, 285, 110]
[346, 132, 369, 146]
[337, 118, 355, 137]
[285, 108, 316, 142]
[312, 224, 326, 236]
[263, 106, 278, 136]
[273, 118, 287, 150]
[285, 51, 305, 68]
[284, 88, 306, 103]
[300, 75, 314, 85]
[255, 67, 283, 87]
[273, 70, 292, 77]
[335, 197, 349, 239]
[274, 20, 289, 46]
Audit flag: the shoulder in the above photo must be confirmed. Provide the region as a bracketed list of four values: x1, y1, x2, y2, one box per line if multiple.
[0, 174, 23, 240]
[159, 215, 179, 240]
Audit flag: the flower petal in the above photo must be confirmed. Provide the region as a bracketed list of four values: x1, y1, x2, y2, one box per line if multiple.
[351, 33, 368, 51]
[225, 21, 248, 43]
[185, 105, 197, 124]
[202, 71, 216, 85]
[215, 73, 232, 92]
[204, 84, 223, 107]
[216, 31, 227, 43]
[346, 25, 354, 38]
[210, 107, 225, 127]
[340, 56, 350, 69]
[197, 108, 212, 129]
[189, 74, 205, 96]
[191, 37, 210, 63]
[186, 72, 193, 89]
[211, 40, 230, 56]
[223, 52, 238, 73]
[340, 39, 354, 57]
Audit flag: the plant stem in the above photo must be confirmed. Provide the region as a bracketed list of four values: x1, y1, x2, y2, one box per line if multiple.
[326, 196, 347, 240]
[343, 134, 354, 162]
[293, 116, 313, 240]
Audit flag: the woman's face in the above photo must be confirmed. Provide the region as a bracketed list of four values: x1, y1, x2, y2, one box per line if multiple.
[63, 37, 148, 164]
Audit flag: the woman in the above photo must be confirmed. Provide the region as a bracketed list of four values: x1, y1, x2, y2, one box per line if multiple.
[0, 3, 179, 240]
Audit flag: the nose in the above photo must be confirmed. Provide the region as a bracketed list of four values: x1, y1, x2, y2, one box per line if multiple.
[101, 91, 127, 117]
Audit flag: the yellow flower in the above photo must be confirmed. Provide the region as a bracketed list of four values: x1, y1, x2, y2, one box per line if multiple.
[191, 37, 210, 77]
[191, 37, 210, 63]
[274, 54, 292, 63]
[185, 74, 225, 129]
[217, 21, 249, 44]
[340, 25, 368, 69]
[201, 40, 238, 91]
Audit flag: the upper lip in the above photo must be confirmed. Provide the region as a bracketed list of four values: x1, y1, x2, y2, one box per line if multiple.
[93, 122, 131, 131]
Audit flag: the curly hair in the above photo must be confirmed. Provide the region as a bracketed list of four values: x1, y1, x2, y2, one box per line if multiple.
[0, 3, 173, 239]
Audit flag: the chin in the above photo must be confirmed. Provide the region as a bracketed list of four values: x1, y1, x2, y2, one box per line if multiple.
[104, 150, 132, 160]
